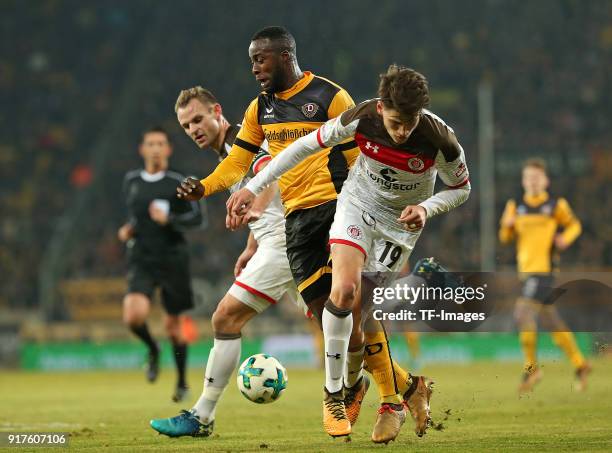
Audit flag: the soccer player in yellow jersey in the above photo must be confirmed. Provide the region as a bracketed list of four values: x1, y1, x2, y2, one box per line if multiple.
[177, 26, 421, 442]
[499, 158, 591, 393]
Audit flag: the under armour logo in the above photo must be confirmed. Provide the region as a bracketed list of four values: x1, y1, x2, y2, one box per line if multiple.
[326, 352, 341, 360]
[205, 376, 215, 384]
[365, 141, 379, 153]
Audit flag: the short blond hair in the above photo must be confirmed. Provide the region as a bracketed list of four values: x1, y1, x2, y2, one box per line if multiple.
[175, 86, 218, 112]
[523, 157, 547, 173]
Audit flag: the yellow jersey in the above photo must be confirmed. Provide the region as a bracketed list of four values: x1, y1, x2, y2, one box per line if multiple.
[499, 192, 581, 273]
[199, 71, 359, 214]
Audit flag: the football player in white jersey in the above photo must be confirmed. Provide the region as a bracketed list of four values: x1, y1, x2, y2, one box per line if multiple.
[228, 65, 470, 438]
[151, 86, 303, 438]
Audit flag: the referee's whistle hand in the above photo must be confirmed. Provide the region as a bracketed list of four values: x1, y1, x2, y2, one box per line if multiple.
[176, 177, 204, 200]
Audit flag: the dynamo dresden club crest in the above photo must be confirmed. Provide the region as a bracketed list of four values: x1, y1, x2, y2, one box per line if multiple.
[301, 102, 319, 118]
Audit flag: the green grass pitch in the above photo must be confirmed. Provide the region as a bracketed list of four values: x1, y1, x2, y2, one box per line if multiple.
[1, 358, 611, 452]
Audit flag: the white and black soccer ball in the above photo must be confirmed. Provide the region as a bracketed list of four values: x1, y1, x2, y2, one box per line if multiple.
[236, 353, 288, 404]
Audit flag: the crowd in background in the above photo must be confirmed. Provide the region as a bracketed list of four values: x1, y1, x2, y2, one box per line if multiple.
[1, 0, 610, 309]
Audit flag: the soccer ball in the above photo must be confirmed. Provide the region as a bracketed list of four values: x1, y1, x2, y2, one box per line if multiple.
[237, 354, 288, 404]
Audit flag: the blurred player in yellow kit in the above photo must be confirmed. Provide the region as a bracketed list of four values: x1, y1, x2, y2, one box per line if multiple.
[499, 158, 591, 393]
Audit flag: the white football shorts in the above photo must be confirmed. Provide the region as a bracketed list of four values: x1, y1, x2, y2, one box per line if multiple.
[328, 198, 421, 275]
[228, 235, 303, 313]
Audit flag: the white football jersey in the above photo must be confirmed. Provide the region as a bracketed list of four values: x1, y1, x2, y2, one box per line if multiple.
[247, 99, 470, 230]
[223, 133, 285, 243]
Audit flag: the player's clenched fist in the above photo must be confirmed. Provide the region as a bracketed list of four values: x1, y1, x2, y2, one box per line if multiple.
[398, 205, 427, 232]
[176, 177, 204, 200]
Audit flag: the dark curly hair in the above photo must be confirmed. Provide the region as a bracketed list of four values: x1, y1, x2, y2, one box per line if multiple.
[378, 64, 430, 119]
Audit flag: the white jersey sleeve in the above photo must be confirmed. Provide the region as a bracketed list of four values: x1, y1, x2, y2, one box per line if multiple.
[418, 145, 471, 218]
[245, 116, 359, 195]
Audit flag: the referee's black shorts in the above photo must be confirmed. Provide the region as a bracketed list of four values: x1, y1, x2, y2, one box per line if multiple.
[126, 246, 194, 315]
[285, 200, 336, 304]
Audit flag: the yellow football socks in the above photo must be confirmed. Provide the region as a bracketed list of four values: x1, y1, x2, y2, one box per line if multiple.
[519, 331, 538, 371]
[364, 330, 403, 404]
[551, 331, 585, 369]
[404, 331, 420, 361]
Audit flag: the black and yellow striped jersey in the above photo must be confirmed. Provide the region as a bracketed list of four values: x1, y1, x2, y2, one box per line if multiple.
[200, 71, 359, 214]
[499, 192, 581, 274]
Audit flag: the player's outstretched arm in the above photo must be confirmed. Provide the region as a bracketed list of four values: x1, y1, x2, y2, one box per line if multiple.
[225, 137, 315, 221]
[244, 115, 357, 197]
[176, 148, 255, 201]
[177, 177, 204, 200]
[201, 97, 264, 198]
[227, 116, 358, 219]
[225, 183, 278, 231]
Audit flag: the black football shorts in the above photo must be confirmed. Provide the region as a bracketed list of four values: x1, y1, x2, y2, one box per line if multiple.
[521, 274, 556, 305]
[126, 246, 194, 315]
[284, 200, 337, 304]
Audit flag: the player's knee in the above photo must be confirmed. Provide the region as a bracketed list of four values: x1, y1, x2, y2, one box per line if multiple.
[123, 305, 147, 327]
[122, 294, 149, 326]
[514, 303, 536, 326]
[331, 281, 359, 309]
[164, 316, 181, 340]
[212, 303, 241, 334]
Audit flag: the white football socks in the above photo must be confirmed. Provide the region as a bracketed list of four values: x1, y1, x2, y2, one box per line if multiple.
[193, 336, 241, 422]
[322, 305, 353, 394]
[345, 345, 365, 388]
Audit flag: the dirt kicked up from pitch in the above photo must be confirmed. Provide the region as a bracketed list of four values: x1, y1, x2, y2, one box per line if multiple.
[1, 359, 611, 452]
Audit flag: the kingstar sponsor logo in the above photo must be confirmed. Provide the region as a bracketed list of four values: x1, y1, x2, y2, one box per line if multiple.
[366, 167, 421, 191]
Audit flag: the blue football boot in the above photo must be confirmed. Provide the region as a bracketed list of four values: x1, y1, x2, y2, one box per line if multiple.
[411, 257, 463, 289]
[150, 409, 214, 438]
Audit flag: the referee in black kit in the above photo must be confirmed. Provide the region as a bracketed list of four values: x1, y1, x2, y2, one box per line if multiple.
[118, 126, 205, 402]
